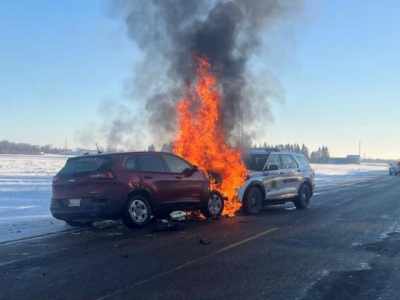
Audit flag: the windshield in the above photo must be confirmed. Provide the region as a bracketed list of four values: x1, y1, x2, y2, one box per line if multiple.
[243, 153, 270, 171]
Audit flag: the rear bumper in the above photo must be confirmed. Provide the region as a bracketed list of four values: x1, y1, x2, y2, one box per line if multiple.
[50, 197, 124, 221]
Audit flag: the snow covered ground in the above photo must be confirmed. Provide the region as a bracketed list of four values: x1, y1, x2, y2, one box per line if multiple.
[0, 154, 390, 243]
[311, 163, 388, 189]
[0, 154, 68, 243]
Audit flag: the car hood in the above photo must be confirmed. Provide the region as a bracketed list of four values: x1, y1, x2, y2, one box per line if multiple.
[247, 170, 263, 178]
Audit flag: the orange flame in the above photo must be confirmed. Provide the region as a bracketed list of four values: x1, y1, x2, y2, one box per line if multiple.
[174, 55, 247, 216]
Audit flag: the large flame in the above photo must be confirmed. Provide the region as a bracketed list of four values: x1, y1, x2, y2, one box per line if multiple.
[174, 55, 247, 216]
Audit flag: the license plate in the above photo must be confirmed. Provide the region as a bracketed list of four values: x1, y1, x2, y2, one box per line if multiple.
[68, 198, 81, 207]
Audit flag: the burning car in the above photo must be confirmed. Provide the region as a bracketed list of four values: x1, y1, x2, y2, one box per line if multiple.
[51, 152, 224, 228]
[237, 149, 315, 215]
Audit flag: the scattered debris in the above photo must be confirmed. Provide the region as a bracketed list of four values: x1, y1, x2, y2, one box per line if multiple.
[171, 211, 186, 221]
[154, 220, 170, 232]
[199, 238, 212, 245]
[154, 219, 187, 232]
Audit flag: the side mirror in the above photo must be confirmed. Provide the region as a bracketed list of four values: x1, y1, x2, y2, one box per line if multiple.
[192, 165, 199, 171]
[183, 167, 195, 176]
[267, 164, 279, 171]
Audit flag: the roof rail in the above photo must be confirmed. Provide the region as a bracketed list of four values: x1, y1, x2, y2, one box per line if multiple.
[249, 148, 280, 152]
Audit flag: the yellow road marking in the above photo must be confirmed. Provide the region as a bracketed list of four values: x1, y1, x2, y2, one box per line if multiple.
[97, 227, 279, 300]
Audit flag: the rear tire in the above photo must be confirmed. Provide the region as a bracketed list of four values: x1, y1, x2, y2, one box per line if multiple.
[294, 184, 311, 209]
[201, 191, 224, 218]
[242, 187, 263, 215]
[65, 220, 93, 227]
[121, 195, 152, 229]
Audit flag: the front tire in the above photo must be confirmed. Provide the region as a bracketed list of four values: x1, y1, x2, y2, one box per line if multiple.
[121, 195, 152, 229]
[201, 191, 224, 218]
[294, 184, 311, 209]
[243, 187, 263, 215]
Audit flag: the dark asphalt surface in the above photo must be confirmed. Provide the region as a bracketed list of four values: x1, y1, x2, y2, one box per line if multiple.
[1, 175, 399, 300]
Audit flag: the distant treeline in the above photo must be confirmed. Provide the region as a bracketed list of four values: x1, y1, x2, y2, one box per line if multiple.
[364, 158, 394, 164]
[149, 142, 331, 164]
[0, 140, 65, 155]
[251, 143, 331, 164]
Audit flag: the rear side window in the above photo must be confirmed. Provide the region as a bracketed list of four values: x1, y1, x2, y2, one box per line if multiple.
[59, 157, 111, 177]
[266, 154, 282, 170]
[163, 155, 191, 173]
[296, 156, 310, 168]
[137, 155, 166, 173]
[125, 156, 138, 171]
[280, 155, 298, 169]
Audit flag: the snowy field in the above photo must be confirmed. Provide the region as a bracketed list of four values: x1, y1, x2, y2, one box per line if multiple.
[0, 154, 390, 243]
[0, 154, 68, 243]
[311, 163, 388, 188]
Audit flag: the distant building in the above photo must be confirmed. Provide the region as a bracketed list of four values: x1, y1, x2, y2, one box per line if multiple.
[330, 155, 360, 165]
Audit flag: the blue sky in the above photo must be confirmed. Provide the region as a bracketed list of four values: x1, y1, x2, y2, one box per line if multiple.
[0, 0, 399, 159]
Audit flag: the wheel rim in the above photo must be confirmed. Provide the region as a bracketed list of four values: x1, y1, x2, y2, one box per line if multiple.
[129, 199, 148, 223]
[208, 193, 222, 215]
[249, 190, 260, 211]
[301, 187, 310, 205]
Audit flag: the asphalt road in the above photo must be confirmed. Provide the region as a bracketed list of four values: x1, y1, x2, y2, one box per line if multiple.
[1, 175, 399, 300]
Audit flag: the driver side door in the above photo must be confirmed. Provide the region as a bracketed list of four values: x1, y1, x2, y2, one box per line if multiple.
[263, 154, 287, 199]
[162, 154, 207, 203]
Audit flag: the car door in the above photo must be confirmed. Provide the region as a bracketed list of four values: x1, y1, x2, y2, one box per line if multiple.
[136, 154, 178, 204]
[279, 154, 301, 196]
[263, 154, 286, 199]
[161, 154, 207, 203]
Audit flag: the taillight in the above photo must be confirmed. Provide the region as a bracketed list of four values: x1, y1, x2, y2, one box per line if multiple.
[89, 172, 115, 179]
[52, 176, 59, 183]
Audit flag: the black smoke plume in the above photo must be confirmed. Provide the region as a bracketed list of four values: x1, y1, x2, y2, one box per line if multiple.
[107, 0, 304, 150]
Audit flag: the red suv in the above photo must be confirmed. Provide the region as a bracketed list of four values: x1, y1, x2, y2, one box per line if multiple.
[51, 152, 224, 228]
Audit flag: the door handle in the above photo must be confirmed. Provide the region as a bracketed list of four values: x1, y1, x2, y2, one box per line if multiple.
[143, 176, 152, 179]
[175, 176, 183, 179]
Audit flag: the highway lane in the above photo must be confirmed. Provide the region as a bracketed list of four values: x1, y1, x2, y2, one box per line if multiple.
[0, 174, 399, 300]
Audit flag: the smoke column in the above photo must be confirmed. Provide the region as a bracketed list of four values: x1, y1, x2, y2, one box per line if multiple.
[108, 0, 304, 150]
